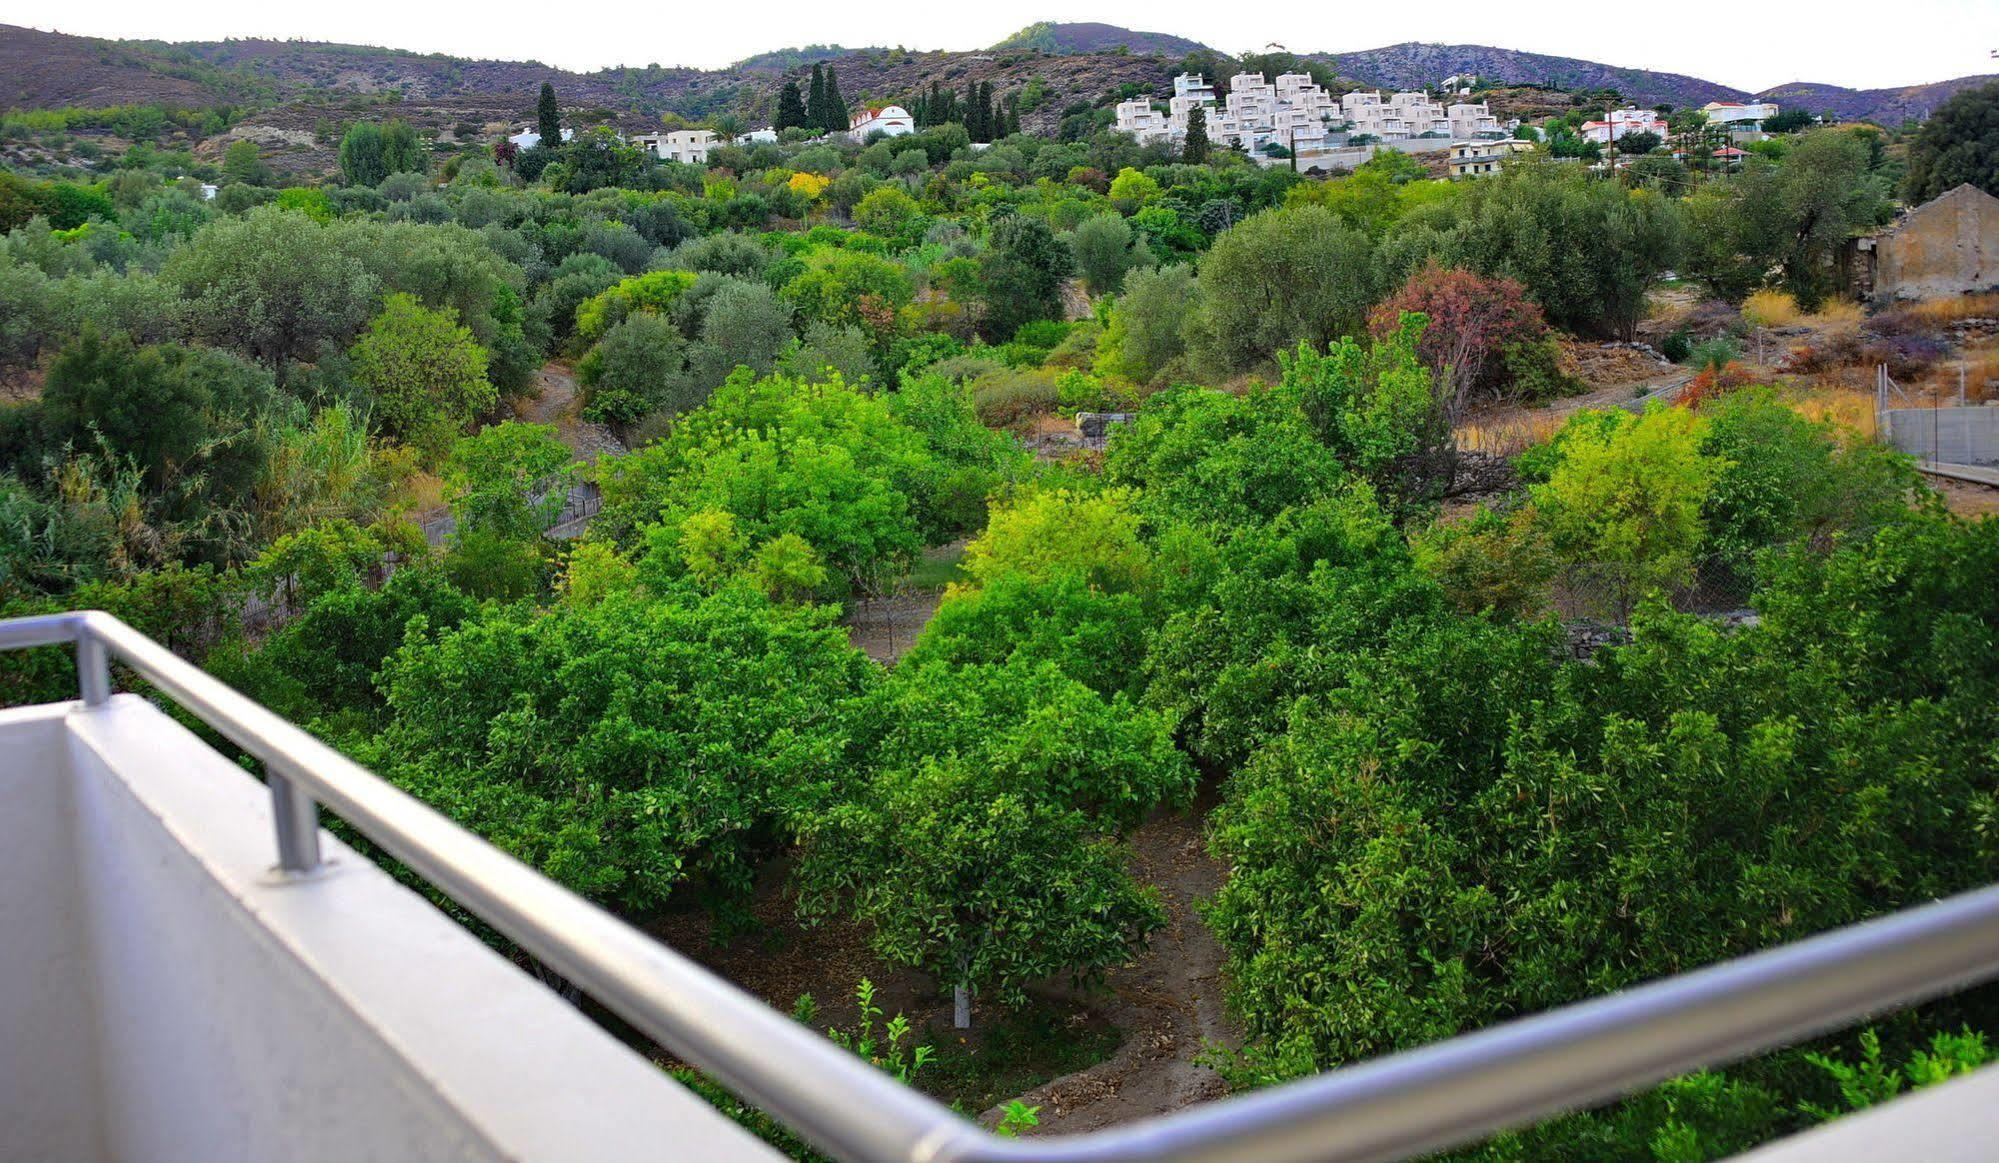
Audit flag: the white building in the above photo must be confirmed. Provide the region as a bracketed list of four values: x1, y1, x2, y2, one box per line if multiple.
[1449, 138, 1536, 177]
[736, 127, 780, 144]
[1700, 100, 1781, 128]
[1114, 97, 1173, 144]
[848, 105, 916, 142]
[633, 129, 719, 165]
[1579, 107, 1669, 144]
[1116, 71, 1346, 154]
[1448, 101, 1503, 138]
[506, 126, 573, 150]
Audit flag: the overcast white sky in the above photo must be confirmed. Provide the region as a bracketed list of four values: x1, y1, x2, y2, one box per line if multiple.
[5, 1, 1994, 91]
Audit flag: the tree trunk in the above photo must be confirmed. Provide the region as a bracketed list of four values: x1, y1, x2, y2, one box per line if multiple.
[954, 954, 972, 1029]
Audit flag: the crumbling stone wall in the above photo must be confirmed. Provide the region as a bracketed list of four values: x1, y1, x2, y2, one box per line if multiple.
[1875, 184, 1999, 303]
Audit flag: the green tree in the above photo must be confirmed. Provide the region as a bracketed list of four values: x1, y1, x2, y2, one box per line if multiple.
[1070, 213, 1144, 297]
[1392, 160, 1682, 338]
[1762, 107, 1817, 134]
[164, 206, 378, 369]
[365, 585, 874, 915]
[348, 292, 496, 458]
[807, 64, 828, 132]
[36, 327, 276, 550]
[978, 212, 1072, 339]
[440, 421, 576, 543]
[798, 656, 1191, 1025]
[776, 81, 809, 131]
[339, 122, 389, 186]
[577, 312, 697, 425]
[822, 67, 849, 134]
[1529, 405, 1725, 612]
[1904, 80, 1999, 201]
[1182, 104, 1210, 163]
[221, 139, 271, 186]
[379, 119, 425, 177]
[536, 82, 562, 149]
[1191, 205, 1380, 375]
[1094, 263, 1199, 384]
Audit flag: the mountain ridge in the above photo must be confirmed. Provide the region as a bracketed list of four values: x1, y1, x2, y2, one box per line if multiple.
[1, 22, 1989, 132]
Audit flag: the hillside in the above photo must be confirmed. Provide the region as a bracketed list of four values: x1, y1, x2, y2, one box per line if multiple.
[1324, 42, 1743, 109]
[1324, 41, 1999, 126]
[0, 21, 1989, 142]
[990, 22, 1212, 58]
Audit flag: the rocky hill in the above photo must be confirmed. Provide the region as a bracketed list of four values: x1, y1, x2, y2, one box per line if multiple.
[1324, 43, 1741, 109]
[1324, 42, 1997, 127]
[989, 22, 1213, 58]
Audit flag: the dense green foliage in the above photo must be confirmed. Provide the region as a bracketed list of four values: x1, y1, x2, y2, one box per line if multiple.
[0, 71, 1982, 1160]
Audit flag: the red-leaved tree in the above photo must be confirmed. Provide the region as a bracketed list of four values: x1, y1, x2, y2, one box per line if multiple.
[1368, 263, 1547, 419]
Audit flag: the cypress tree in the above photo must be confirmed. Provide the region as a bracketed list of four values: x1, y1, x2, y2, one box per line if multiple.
[965, 80, 982, 140]
[535, 82, 561, 149]
[1004, 93, 1021, 138]
[1183, 104, 1211, 163]
[822, 67, 848, 133]
[807, 64, 827, 131]
[776, 80, 808, 130]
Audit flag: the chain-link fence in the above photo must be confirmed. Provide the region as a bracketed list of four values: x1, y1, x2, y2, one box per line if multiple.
[1546, 557, 1759, 627]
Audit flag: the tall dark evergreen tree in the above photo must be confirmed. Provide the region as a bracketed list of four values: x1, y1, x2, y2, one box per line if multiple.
[822, 68, 849, 133]
[1183, 104, 1211, 164]
[980, 82, 996, 140]
[536, 82, 562, 149]
[776, 81, 808, 131]
[964, 80, 983, 140]
[1004, 93, 1021, 138]
[807, 64, 828, 131]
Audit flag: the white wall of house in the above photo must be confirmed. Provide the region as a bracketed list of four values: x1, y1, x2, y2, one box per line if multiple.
[507, 127, 573, 150]
[848, 105, 916, 142]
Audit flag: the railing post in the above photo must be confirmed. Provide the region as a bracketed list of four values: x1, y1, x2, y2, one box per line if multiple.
[269, 770, 322, 872]
[75, 629, 110, 706]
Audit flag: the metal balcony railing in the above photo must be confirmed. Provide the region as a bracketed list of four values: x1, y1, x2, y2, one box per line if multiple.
[9, 608, 1999, 1163]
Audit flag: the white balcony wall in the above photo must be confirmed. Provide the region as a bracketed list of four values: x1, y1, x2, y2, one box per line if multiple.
[0, 696, 780, 1163]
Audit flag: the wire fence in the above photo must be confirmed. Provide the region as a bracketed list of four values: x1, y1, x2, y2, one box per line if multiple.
[1547, 557, 1759, 629]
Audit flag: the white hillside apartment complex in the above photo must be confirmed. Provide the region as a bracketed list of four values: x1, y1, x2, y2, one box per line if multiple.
[1118, 73, 1506, 158]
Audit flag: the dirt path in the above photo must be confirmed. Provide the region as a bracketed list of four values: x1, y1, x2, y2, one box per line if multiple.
[990, 789, 1242, 1133]
[844, 540, 968, 664]
[511, 362, 626, 464]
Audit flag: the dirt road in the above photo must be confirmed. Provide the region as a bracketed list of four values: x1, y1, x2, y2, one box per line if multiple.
[990, 790, 1242, 1133]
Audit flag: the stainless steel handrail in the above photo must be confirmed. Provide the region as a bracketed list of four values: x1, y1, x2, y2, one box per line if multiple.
[11, 608, 1999, 1163]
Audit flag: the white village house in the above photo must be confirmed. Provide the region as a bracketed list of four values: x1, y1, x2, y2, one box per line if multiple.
[631, 129, 719, 165]
[1579, 106, 1669, 144]
[847, 105, 915, 142]
[506, 126, 574, 150]
[1700, 99, 1781, 128]
[1448, 138, 1536, 178]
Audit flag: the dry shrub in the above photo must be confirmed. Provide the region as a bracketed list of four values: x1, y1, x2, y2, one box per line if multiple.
[1682, 361, 1753, 409]
[1812, 299, 1865, 327]
[970, 368, 1059, 429]
[393, 470, 447, 517]
[1456, 412, 1567, 457]
[1783, 386, 1879, 439]
[1742, 289, 1804, 328]
[1783, 330, 1947, 380]
[1902, 292, 1999, 325]
[1872, 292, 1999, 336]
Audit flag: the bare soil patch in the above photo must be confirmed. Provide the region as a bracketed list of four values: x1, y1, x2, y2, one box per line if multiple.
[995, 786, 1243, 1135]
